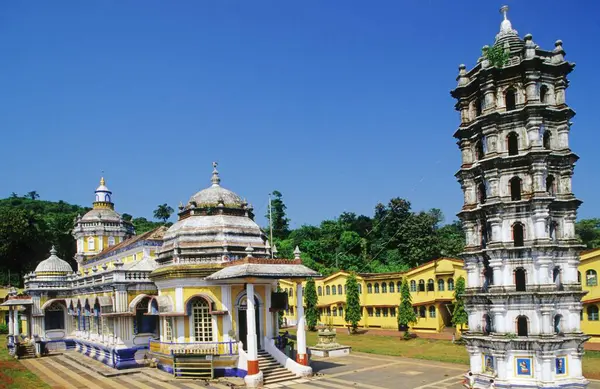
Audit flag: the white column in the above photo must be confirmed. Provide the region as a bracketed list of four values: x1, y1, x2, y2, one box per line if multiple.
[13, 308, 20, 336]
[296, 282, 308, 365]
[265, 284, 273, 339]
[245, 283, 259, 376]
[221, 285, 232, 342]
[8, 307, 14, 336]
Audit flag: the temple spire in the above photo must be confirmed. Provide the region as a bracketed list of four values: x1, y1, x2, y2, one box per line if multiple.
[211, 162, 221, 186]
[498, 5, 517, 37]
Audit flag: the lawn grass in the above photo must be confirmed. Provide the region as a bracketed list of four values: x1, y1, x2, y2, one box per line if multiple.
[0, 337, 50, 389]
[288, 329, 600, 379]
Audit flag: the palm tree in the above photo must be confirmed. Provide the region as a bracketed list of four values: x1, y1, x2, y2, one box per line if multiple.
[9, 192, 19, 198]
[26, 191, 40, 200]
[153, 204, 174, 223]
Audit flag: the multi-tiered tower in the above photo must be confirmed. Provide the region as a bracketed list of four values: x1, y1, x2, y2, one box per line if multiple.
[452, 7, 588, 388]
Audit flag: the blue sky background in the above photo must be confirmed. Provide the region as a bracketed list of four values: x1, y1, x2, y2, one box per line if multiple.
[1, 1, 599, 228]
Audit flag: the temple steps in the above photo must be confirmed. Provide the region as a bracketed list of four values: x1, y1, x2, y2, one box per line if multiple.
[257, 350, 297, 385]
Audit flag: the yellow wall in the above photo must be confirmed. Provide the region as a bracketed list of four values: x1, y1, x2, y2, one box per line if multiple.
[580, 249, 600, 343]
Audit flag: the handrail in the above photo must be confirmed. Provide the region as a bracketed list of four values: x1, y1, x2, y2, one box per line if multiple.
[149, 339, 238, 356]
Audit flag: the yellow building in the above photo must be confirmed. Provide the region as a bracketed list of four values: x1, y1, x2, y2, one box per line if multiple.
[580, 248, 600, 343]
[280, 258, 465, 334]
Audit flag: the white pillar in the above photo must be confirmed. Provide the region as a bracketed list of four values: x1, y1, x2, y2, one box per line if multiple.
[13, 308, 20, 336]
[221, 285, 232, 342]
[8, 307, 14, 336]
[296, 282, 308, 365]
[265, 284, 273, 339]
[246, 283, 259, 374]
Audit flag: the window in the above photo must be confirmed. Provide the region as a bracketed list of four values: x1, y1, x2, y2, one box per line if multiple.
[543, 131, 551, 150]
[588, 306, 599, 321]
[418, 280, 425, 292]
[448, 278, 455, 291]
[326, 286, 331, 295]
[587, 270, 598, 286]
[427, 279, 435, 292]
[108, 236, 115, 247]
[410, 280, 417, 292]
[339, 306, 344, 318]
[513, 223, 525, 247]
[507, 132, 519, 156]
[478, 183, 487, 204]
[438, 279, 445, 291]
[135, 298, 157, 335]
[327, 307, 331, 316]
[505, 88, 516, 111]
[550, 221, 559, 241]
[367, 308, 373, 317]
[475, 98, 482, 117]
[429, 306, 436, 318]
[375, 308, 381, 317]
[578, 272, 581, 283]
[367, 284, 372, 294]
[44, 302, 65, 330]
[540, 85, 549, 103]
[483, 314, 492, 335]
[390, 307, 396, 317]
[554, 315, 562, 334]
[374, 283, 380, 294]
[517, 316, 528, 336]
[510, 177, 522, 201]
[382, 282, 387, 293]
[419, 306, 426, 318]
[396, 281, 401, 292]
[192, 299, 213, 342]
[546, 175, 556, 196]
[475, 140, 484, 161]
[333, 307, 337, 317]
[165, 317, 173, 341]
[332, 285, 337, 295]
[383, 308, 389, 317]
[318, 286, 322, 296]
[338, 285, 343, 295]
[389, 282, 395, 293]
[515, 268, 527, 292]
[358, 284, 362, 294]
[88, 237, 95, 251]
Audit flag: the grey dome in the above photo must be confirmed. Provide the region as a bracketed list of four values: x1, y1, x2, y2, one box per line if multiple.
[35, 247, 73, 274]
[188, 185, 244, 208]
[81, 208, 122, 221]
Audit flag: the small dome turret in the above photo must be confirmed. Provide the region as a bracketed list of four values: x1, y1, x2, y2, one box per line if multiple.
[35, 246, 73, 275]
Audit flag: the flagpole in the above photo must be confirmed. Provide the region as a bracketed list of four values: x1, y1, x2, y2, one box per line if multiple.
[269, 194, 274, 259]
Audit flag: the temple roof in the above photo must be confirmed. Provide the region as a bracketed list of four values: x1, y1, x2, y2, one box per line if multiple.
[35, 246, 73, 274]
[206, 262, 319, 280]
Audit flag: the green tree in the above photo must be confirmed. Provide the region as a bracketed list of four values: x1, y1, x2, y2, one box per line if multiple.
[121, 213, 133, 222]
[436, 221, 466, 257]
[268, 191, 290, 240]
[153, 203, 174, 223]
[345, 273, 362, 333]
[576, 218, 600, 249]
[451, 276, 468, 337]
[26, 191, 40, 200]
[9, 192, 18, 199]
[304, 278, 319, 331]
[397, 278, 417, 340]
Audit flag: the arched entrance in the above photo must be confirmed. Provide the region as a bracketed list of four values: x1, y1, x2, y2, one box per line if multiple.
[237, 295, 261, 351]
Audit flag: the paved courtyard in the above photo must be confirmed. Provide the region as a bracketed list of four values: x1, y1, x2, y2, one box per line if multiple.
[19, 351, 600, 389]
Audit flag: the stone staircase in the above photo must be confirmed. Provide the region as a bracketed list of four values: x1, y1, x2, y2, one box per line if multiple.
[16, 343, 37, 359]
[258, 350, 297, 385]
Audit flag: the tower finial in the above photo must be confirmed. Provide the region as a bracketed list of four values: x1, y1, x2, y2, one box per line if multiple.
[497, 5, 516, 37]
[211, 162, 221, 186]
[100, 177, 105, 186]
[500, 5, 509, 20]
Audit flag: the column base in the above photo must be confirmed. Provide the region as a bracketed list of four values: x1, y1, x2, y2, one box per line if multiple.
[247, 359, 260, 375]
[296, 353, 308, 366]
[244, 370, 263, 388]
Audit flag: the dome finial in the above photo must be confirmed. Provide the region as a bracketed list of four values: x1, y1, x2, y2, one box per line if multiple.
[497, 5, 516, 37]
[100, 177, 105, 186]
[211, 162, 221, 186]
[50, 246, 57, 255]
[500, 5, 509, 21]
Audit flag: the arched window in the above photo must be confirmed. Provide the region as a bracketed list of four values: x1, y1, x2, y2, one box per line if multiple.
[418, 279, 425, 292]
[483, 314, 492, 335]
[327, 307, 331, 316]
[134, 297, 157, 335]
[475, 98, 482, 117]
[44, 302, 65, 331]
[549, 221, 559, 241]
[374, 283, 380, 294]
[517, 316, 528, 336]
[88, 237, 95, 251]
[540, 85, 549, 103]
[438, 279, 445, 291]
[410, 281, 417, 292]
[553, 266, 561, 286]
[475, 140, 484, 161]
[326, 286, 331, 295]
[478, 183, 487, 204]
[554, 315, 562, 333]
[588, 306, 599, 321]
[587, 270, 598, 286]
[515, 268, 527, 292]
[397, 281, 402, 292]
[191, 298, 213, 342]
[367, 284, 372, 294]
[419, 306, 426, 318]
[505, 88, 517, 111]
[543, 131, 552, 150]
[381, 282, 387, 293]
[513, 223, 525, 247]
[510, 177, 522, 201]
[429, 306, 436, 318]
[338, 285, 342, 295]
[318, 286, 322, 296]
[427, 279, 435, 292]
[546, 175, 556, 195]
[332, 285, 337, 295]
[448, 278, 455, 291]
[333, 307, 337, 317]
[507, 132, 519, 156]
[358, 284, 362, 294]
[389, 282, 395, 293]
[339, 306, 344, 318]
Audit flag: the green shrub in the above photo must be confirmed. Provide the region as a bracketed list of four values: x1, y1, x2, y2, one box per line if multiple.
[0, 323, 8, 334]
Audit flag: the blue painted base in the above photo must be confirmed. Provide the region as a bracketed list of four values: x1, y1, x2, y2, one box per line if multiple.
[58, 339, 149, 370]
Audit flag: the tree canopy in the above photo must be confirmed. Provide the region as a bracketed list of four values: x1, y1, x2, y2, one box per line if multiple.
[153, 203, 174, 223]
[304, 278, 319, 331]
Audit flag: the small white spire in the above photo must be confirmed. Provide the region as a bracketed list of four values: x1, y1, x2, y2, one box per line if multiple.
[211, 162, 221, 186]
[497, 5, 517, 37]
[294, 246, 301, 260]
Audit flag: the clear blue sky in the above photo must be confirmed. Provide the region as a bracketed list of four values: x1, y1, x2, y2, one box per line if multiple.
[1, 1, 599, 228]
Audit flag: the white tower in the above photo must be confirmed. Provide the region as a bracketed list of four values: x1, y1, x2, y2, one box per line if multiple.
[452, 6, 588, 388]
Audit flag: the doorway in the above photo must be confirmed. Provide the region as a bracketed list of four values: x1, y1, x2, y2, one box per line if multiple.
[238, 296, 261, 351]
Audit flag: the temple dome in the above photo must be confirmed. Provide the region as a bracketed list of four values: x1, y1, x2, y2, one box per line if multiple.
[186, 163, 244, 208]
[81, 208, 122, 221]
[35, 246, 73, 274]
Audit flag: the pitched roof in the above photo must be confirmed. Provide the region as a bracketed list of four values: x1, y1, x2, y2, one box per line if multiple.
[86, 226, 167, 263]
